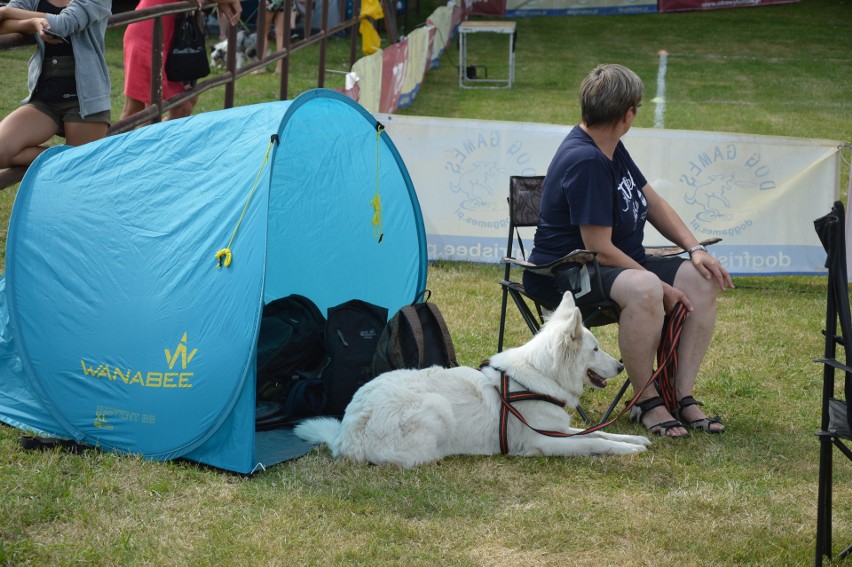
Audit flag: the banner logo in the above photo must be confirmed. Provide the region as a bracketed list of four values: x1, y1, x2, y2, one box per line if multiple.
[678, 143, 775, 238]
[80, 332, 198, 389]
[445, 130, 536, 233]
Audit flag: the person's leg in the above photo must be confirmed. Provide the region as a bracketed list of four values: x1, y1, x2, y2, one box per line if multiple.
[120, 96, 147, 122]
[670, 261, 724, 432]
[0, 105, 61, 168]
[63, 121, 109, 146]
[273, 10, 285, 73]
[216, 9, 229, 40]
[610, 269, 688, 437]
[166, 95, 198, 120]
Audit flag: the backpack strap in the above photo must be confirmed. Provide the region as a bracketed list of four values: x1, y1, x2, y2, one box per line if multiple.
[399, 306, 426, 368]
[422, 302, 457, 366]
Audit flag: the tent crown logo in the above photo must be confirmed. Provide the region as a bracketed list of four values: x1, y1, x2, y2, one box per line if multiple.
[165, 333, 197, 370]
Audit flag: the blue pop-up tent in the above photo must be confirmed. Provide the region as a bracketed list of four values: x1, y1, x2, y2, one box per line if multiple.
[0, 89, 427, 474]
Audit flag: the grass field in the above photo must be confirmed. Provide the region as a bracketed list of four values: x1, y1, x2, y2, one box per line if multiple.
[1, 0, 852, 565]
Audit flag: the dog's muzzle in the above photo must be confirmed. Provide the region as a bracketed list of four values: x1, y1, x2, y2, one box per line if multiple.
[586, 369, 608, 389]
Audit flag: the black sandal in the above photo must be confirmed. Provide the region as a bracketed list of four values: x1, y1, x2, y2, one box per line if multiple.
[675, 396, 724, 433]
[629, 396, 689, 437]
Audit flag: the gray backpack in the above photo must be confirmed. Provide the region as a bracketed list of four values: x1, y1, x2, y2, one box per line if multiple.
[372, 299, 458, 377]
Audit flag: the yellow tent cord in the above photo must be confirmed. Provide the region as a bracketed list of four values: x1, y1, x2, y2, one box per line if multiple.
[215, 137, 276, 268]
[371, 125, 384, 244]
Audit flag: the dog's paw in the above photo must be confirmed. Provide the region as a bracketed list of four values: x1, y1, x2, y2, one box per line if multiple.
[622, 434, 652, 446]
[610, 442, 648, 455]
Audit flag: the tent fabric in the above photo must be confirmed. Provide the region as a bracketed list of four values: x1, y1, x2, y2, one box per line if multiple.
[0, 89, 427, 474]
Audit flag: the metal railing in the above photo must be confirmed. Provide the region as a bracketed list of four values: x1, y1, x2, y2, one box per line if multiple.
[0, 0, 399, 189]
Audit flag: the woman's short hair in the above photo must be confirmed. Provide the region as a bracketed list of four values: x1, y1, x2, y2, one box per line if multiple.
[579, 64, 644, 127]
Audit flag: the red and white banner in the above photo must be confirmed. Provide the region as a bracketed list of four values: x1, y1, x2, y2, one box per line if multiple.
[379, 41, 409, 113]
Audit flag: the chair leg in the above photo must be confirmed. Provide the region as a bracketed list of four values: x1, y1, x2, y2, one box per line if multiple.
[507, 291, 541, 337]
[596, 376, 631, 426]
[498, 287, 511, 353]
[815, 434, 833, 566]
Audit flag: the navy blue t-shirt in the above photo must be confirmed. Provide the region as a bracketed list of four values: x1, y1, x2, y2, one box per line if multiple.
[529, 126, 649, 266]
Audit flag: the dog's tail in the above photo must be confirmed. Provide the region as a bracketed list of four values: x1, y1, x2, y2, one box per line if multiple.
[293, 416, 341, 447]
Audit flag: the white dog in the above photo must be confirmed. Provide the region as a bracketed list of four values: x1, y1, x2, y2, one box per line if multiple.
[294, 292, 650, 467]
[210, 30, 258, 69]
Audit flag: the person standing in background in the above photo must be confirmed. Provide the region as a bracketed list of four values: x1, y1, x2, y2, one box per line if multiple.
[120, 0, 240, 122]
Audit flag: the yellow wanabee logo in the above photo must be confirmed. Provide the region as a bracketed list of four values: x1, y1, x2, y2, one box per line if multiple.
[79, 332, 198, 388]
[164, 332, 198, 370]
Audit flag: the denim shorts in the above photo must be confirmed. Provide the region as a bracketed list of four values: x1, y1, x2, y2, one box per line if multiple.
[29, 98, 111, 128]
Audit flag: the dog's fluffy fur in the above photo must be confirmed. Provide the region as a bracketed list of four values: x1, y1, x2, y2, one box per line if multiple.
[210, 31, 258, 69]
[294, 292, 650, 467]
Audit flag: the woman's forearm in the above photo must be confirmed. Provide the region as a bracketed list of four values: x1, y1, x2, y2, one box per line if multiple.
[0, 6, 47, 20]
[0, 18, 42, 34]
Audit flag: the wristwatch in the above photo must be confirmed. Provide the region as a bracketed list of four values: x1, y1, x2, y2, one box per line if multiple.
[687, 244, 707, 255]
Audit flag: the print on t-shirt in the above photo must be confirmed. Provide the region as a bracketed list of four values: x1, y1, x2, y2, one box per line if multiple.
[616, 170, 647, 227]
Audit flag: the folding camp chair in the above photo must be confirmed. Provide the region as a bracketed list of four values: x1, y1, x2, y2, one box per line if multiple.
[813, 201, 852, 566]
[496, 175, 720, 425]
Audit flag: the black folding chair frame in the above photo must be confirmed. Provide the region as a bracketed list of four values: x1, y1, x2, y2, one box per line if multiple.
[813, 200, 852, 566]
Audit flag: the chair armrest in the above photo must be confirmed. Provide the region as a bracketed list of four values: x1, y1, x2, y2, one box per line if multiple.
[815, 357, 852, 375]
[645, 237, 722, 258]
[502, 249, 597, 276]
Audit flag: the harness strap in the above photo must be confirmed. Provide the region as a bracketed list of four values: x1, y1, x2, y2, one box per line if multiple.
[494, 302, 687, 455]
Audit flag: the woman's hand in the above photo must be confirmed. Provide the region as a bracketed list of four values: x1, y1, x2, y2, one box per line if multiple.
[662, 281, 693, 314]
[216, 0, 242, 26]
[691, 249, 734, 290]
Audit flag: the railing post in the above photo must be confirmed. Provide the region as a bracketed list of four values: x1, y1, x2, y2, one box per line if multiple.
[256, 1, 268, 63]
[280, 0, 292, 100]
[317, 0, 329, 88]
[349, 0, 359, 67]
[224, 19, 236, 108]
[151, 15, 165, 123]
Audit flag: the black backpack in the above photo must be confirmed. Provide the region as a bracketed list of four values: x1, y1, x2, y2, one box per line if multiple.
[255, 295, 327, 429]
[372, 299, 458, 377]
[322, 299, 388, 416]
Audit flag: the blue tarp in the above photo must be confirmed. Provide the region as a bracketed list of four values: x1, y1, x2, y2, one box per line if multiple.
[0, 89, 427, 474]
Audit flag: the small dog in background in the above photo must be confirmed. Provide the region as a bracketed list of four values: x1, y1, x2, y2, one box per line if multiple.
[210, 30, 258, 69]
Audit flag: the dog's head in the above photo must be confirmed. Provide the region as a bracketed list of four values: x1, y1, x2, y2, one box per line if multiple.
[538, 291, 624, 395]
[210, 39, 228, 69]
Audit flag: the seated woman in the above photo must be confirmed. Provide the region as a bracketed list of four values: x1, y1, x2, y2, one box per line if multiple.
[523, 63, 734, 437]
[0, 0, 112, 169]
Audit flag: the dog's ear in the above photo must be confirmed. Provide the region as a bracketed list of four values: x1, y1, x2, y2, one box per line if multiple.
[567, 305, 585, 340]
[560, 291, 577, 311]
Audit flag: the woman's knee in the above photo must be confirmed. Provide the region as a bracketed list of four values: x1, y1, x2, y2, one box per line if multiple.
[612, 270, 664, 312]
[675, 263, 720, 308]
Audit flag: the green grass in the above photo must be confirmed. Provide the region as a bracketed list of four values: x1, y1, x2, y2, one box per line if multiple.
[1, 1, 852, 565]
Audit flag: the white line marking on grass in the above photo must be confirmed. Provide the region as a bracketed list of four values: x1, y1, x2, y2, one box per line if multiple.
[653, 50, 667, 129]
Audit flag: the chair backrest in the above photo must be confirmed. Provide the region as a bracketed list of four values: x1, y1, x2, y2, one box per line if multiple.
[814, 200, 852, 434]
[508, 176, 546, 228]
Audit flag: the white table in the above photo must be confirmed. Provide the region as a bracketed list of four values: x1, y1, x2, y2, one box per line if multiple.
[458, 20, 517, 89]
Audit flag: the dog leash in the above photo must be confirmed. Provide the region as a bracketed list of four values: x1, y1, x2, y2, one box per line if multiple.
[490, 302, 687, 454]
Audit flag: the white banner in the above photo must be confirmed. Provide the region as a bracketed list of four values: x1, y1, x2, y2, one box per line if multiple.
[377, 114, 841, 275]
